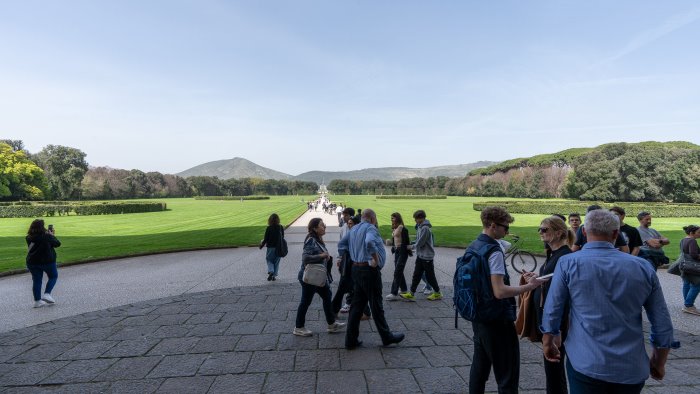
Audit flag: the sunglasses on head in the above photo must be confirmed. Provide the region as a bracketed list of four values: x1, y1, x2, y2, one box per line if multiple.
[538, 227, 549, 233]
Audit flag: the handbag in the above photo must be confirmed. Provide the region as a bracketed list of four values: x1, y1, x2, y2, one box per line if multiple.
[303, 263, 327, 286]
[276, 226, 288, 257]
[680, 254, 700, 276]
[667, 256, 682, 276]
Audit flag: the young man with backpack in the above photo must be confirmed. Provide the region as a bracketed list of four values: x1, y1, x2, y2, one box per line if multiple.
[456, 206, 548, 394]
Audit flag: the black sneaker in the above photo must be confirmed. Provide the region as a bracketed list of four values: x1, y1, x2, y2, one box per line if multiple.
[267, 273, 273, 281]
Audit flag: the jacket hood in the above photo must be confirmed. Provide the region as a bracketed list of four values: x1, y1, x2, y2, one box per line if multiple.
[416, 219, 432, 229]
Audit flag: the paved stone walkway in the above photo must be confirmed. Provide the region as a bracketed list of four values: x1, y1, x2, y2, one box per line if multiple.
[1, 207, 698, 393]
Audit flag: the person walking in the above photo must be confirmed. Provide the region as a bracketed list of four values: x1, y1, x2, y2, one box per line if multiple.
[679, 225, 700, 315]
[400, 210, 442, 301]
[385, 212, 409, 301]
[293, 218, 346, 337]
[259, 213, 285, 281]
[339, 209, 404, 349]
[542, 209, 677, 393]
[25, 219, 61, 308]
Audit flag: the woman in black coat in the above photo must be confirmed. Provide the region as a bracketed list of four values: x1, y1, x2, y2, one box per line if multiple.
[25, 219, 61, 308]
[260, 213, 284, 281]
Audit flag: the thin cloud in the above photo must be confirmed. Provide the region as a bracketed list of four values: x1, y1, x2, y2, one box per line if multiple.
[594, 7, 700, 68]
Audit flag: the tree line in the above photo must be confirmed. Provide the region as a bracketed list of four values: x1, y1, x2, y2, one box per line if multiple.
[329, 142, 700, 203]
[0, 140, 317, 200]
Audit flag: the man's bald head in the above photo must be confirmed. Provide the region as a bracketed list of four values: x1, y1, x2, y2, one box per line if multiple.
[362, 208, 376, 222]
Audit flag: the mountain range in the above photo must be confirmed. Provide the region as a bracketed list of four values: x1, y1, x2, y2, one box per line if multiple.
[177, 157, 496, 183]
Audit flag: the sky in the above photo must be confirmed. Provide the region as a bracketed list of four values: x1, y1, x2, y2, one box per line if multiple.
[1, 1, 699, 175]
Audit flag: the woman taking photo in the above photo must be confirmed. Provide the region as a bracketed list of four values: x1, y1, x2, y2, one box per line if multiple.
[533, 216, 574, 394]
[680, 225, 700, 316]
[260, 213, 285, 281]
[25, 219, 61, 308]
[293, 218, 346, 336]
[386, 212, 409, 301]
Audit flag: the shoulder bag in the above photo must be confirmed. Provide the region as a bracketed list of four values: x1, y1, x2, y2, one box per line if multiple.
[276, 226, 288, 257]
[680, 253, 700, 276]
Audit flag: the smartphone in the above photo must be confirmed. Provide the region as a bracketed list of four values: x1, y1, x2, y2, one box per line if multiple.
[48, 224, 54, 232]
[536, 273, 554, 280]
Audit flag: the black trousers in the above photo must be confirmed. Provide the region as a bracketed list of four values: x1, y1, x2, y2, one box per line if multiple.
[544, 344, 567, 394]
[390, 250, 408, 295]
[332, 271, 371, 316]
[409, 257, 440, 293]
[469, 320, 519, 394]
[345, 266, 392, 347]
[295, 282, 334, 328]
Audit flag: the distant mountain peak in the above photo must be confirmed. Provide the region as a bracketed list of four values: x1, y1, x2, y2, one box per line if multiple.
[177, 158, 496, 182]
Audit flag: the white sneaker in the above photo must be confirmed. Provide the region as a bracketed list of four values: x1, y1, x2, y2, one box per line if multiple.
[423, 288, 433, 295]
[327, 322, 346, 333]
[34, 300, 47, 308]
[385, 294, 400, 301]
[42, 294, 55, 304]
[340, 304, 351, 313]
[293, 327, 313, 337]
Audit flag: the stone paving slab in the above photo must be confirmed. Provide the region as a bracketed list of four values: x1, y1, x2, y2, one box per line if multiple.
[0, 283, 697, 393]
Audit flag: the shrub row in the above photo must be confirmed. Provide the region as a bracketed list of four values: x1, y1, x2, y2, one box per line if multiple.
[376, 195, 447, 200]
[194, 196, 270, 200]
[0, 202, 166, 218]
[472, 201, 700, 218]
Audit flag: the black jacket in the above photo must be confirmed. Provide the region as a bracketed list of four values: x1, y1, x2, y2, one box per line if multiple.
[260, 225, 284, 249]
[26, 233, 61, 265]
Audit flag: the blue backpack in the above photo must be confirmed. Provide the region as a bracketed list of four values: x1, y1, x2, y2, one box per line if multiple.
[453, 242, 514, 327]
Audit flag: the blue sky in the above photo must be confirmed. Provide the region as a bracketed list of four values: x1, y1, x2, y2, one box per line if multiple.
[1, 1, 699, 175]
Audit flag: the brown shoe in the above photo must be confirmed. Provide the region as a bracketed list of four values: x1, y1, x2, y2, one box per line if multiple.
[360, 314, 371, 321]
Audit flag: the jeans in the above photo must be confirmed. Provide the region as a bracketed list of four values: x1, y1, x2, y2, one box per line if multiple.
[266, 247, 281, 276]
[295, 281, 335, 328]
[345, 266, 393, 347]
[27, 263, 58, 301]
[390, 250, 408, 295]
[469, 320, 519, 394]
[409, 258, 440, 293]
[683, 279, 700, 307]
[566, 358, 644, 394]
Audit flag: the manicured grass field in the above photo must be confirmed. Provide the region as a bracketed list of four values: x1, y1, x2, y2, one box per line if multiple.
[338, 195, 691, 261]
[0, 197, 310, 273]
[2, 195, 693, 273]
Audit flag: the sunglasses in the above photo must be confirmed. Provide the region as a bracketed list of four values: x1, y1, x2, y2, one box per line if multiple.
[496, 223, 510, 231]
[538, 227, 549, 233]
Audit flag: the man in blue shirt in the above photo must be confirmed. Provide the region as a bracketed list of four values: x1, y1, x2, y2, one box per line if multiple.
[338, 208, 404, 349]
[541, 209, 678, 393]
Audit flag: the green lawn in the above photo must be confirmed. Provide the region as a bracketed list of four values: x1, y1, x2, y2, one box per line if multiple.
[0, 197, 311, 272]
[337, 195, 692, 261]
[2, 195, 693, 273]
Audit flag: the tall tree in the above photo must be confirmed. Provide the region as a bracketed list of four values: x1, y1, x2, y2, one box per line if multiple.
[33, 145, 89, 200]
[0, 142, 46, 200]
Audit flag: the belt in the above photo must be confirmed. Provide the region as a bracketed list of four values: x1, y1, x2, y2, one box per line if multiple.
[352, 262, 370, 266]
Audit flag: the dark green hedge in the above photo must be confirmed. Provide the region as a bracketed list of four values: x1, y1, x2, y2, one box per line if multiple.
[0, 202, 166, 217]
[194, 196, 270, 200]
[472, 201, 700, 218]
[376, 195, 447, 200]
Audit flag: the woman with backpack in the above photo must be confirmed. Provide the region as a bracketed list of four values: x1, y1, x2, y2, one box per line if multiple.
[293, 218, 345, 337]
[259, 213, 285, 281]
[385, 212, 410, 301]
[25, 219, 61, 308]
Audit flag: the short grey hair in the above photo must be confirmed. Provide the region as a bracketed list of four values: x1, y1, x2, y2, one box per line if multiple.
[584, 209, 619, 236]
[362, 208, 376, 222]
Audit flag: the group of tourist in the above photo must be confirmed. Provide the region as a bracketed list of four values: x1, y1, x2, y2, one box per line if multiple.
[20, 197, 700, 393]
